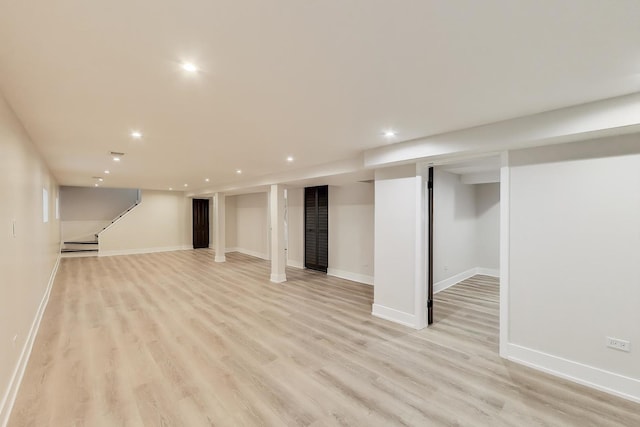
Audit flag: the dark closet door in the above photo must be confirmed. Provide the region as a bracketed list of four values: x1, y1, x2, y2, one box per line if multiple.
[305, 186, 328, 272]
[192, 199, 210, 249]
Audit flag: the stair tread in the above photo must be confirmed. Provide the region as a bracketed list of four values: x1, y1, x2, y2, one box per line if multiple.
[61, 248, 99, 253]
[64, 241, 98, 244]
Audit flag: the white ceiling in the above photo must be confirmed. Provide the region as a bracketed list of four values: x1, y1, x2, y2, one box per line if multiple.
[1, 0, 639, 192]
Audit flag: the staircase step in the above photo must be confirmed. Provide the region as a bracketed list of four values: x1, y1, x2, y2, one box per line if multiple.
[61, 248, 99, 253]
[64, 240, 98, 245]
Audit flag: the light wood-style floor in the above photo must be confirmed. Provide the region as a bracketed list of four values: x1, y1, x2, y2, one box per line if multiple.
[9, 250, 640, 426]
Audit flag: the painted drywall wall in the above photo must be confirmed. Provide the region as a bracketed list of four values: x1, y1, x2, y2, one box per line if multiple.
[232, 192, 269, 259]
[433, 169, 478, 283]
[476, 183, 500, 270]
[60, 186, 139, 242]
[0, 93, 60, 424]
[99, 190, 190, 255]
[328, 183, 374, 284]
[286, 188, 304, 268]
[373, 164, 426, 328]
[508, 135, 640, 400]
[224, 195, 237, 249]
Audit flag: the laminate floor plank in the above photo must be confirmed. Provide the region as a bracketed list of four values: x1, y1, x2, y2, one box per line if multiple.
[8, 250, 640, 426]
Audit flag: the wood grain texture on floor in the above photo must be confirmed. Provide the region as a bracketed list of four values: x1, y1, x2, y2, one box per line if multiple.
[9, 250, 640, 426]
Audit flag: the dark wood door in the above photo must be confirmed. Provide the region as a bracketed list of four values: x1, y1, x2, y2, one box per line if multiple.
[304, 186, 328, 272]
[192, 199, 209, 249]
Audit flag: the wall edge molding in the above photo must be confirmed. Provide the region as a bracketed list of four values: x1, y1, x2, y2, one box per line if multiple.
[372, 304, 417, 329]
[507, 343, 640, 404]
[327, 268, 373, 286]
[0, 254, 60, 427]
[98, 245, 191, 257]
[435, 266, 500, 294]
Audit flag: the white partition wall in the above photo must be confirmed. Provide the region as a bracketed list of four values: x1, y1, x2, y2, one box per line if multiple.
[373, 164, 427, 329]
[505, 134, 640, 402]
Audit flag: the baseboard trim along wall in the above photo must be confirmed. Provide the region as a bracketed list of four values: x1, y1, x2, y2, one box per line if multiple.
[372, 304, 417, 329]
[286, 259, 304, 269]
[327, 268, 374, 286]
[224, 247, 269, 260]
[0, 255, 60, 427]
[434, 266, 500, 294]
[507, 343, 640, 404]
[98, 245, 191, 257]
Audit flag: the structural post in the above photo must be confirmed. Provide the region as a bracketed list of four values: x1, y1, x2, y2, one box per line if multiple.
[270, 184, 287, 283]
[214, 192, 226, 262]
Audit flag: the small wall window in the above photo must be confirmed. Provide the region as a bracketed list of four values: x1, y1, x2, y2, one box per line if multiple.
[43, 188, 49, 223]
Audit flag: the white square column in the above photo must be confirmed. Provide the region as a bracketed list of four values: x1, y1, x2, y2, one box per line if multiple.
[270, 184, 287, 283]
[214, 192, 226, 262]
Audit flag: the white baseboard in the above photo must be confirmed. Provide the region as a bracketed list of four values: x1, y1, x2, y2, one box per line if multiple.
[434, 266, 500, 294]
[287, 259, 304, 269]
[0, 255, 60, 427]
[476, 267, 500, 277]
[98, 245, 191, 257]
[215, 255, 226, 263]
[270, 273, 287, 283]
[327, 268, 374, 286]
[372, 304, 417, 329]
[227, 247, 269, 261]
[507, 343, 640, 404]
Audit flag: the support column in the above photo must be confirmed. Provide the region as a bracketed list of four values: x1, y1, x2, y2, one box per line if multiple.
[270, 184, 287, 283]
[214, 192, 226, 262]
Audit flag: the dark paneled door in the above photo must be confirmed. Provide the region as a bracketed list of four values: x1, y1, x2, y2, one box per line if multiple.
[192, 199, 209, 249]
[304, 186, 328, 272]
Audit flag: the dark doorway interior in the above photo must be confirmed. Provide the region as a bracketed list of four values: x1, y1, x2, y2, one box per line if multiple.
[193, 198, 209, 249]
[304, 185, 328, 272]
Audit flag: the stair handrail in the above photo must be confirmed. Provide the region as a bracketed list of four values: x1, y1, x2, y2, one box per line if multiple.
[96, 196, 142, 238]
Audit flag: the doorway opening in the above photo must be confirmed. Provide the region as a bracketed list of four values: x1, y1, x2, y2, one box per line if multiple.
[427, 156, 501, 352]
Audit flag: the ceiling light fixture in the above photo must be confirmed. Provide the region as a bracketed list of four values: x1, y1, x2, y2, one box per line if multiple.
[110, 151, 124, 162]
[113, 157, 121, 162]
[182, 62, 198, 72]
[383, 130, 397, 138]
[131, 131, 142, 139]
[104, 170, 110, 174]
[236, 169, 242, 174]
[205, 178, 210, 182]
[184, 184, 188, 187]
[98, 178, 104, 182]
[94, 183, 99, 187]
[169, 187, 173, 191]
[286, 156, 294, 162]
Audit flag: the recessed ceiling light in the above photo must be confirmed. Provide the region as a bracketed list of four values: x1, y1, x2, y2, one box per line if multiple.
[383, 130, 397, 138]
[169, 187, 173, 191]
[104, 170, 110, 174]
[182, 62, 198, 72]
[98, 178, 104, 182]
[286, 156, 294, 162]
[184, 184, 188, 187]
[113, 157, 121, 162]
[236, 169, 242, 174]
[205, 178, 210, 182]
[131, 131, 142, 139]
[94, 183, 99, 187]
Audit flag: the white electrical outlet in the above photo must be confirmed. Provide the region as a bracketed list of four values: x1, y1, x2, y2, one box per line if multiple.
[606, 337, 631, 352]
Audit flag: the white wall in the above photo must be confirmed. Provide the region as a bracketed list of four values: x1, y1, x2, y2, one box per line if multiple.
[328, 183, 374, 284]
[99, 190, 190, 255]
[476, 183, 500, 270]
[433, 169, 478, 283]
[229, 192, 269, 259]
[507, 134, 640, 401]
[0, 93, 61, 424]
[286, 188, 304, 268]
[224, 195, 237, 249]
[60, 186, 139, 242]
[373, 165, 426, 329]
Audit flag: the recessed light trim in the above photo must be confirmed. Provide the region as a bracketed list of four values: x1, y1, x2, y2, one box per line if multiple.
[286, 156, 294, 162]
[131, 131, 142, 139]
[113, 157, 121, 162]
[184, 184, 188, 187]
[169, 187, 173, 191]
[236, 169, 242, 174]
[383, 130, 397, 138]
[104, 170, 110, 174]
[205, 178, 210, 182]
[94, 183, 99, 187]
